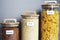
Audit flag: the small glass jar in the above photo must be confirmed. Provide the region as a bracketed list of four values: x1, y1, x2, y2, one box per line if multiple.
[0, 19, 19, 40]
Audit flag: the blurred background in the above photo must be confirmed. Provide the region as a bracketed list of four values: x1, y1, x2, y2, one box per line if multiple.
[0, 0, 60, 40]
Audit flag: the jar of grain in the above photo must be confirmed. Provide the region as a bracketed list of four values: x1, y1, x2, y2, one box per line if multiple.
[41, 1, 60, 40]
[0, 18, 19, 40]
[21, 10, 39, 40]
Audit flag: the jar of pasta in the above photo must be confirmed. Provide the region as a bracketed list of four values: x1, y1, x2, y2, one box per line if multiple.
[41, 1, 60, 40]
[0, 18, 19, 40]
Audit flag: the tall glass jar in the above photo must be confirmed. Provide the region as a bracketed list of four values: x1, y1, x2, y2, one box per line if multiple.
[41, 1, 60, 40]
[21, 11, 39, 40]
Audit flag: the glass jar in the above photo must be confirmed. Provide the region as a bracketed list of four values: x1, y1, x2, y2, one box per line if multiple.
[41, 1, 59, 40]
[0, 19, 19, 40]
[21, 10, 39, 40]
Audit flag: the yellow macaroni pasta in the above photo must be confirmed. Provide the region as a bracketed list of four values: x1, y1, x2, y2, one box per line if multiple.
[41, 9, 59, 40]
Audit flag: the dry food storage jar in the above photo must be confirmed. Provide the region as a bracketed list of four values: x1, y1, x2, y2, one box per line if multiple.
[21, 10, 39, 40]
[41, 1, 60, 40]
[0, 19, 19, 40]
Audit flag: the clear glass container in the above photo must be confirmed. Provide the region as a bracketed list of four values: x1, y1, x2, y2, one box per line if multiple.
[41, 1, 60, 40]
[21, 11, 39, 40]
[0, 19, 19, 40]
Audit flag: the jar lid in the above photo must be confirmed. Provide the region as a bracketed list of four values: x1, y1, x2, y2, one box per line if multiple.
[21, 10, 39, 17]
[0, 18, 19, 27]
[42, 1, 60, 8]
[21, 14, 39, 17]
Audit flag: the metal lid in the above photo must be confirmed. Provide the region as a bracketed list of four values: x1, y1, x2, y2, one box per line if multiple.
[42, 1, 60, 8]
[21, 10, 39, 17]
[0, 18, 19, 27]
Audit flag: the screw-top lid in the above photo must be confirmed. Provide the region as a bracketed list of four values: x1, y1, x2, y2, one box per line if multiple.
[0, 18, 19, 27]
